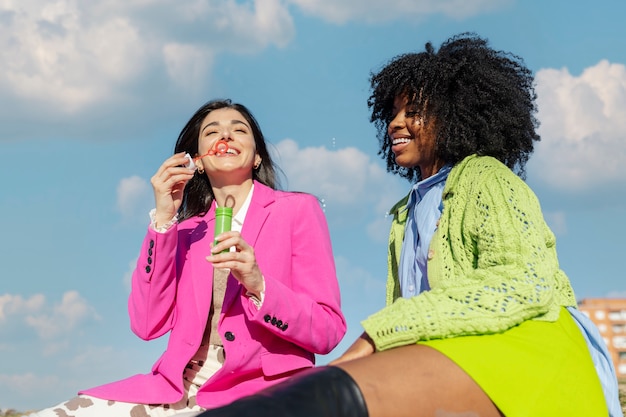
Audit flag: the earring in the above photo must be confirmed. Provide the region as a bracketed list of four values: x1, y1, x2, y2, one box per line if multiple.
[198, 166, 205, 174]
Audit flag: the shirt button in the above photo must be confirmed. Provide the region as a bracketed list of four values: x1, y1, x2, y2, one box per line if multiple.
[224, 331, 235, 342]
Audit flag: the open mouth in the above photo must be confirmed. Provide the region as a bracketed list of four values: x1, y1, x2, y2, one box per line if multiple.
[392, 137, 411, 146]
[220, 148, 239, 156]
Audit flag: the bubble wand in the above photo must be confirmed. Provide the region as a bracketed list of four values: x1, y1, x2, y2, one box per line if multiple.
[183, 139, 230, 170]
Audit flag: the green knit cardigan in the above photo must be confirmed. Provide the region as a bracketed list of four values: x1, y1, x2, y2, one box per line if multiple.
[361, 155, 577, 351]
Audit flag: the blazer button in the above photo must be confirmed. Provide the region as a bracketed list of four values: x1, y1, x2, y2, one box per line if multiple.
[276, 320, 283, 327]
[149, 240, 155, 248]
[271, 317, 277, 325]
[281, 323, 288, 331]
[147, 257, 153, 265]
[224, 331, 235, 342]
[263, 314, 271, 323]
[145, 265, 151, 273]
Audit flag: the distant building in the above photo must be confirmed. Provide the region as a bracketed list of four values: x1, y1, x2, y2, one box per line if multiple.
[577, 298, 626, 377]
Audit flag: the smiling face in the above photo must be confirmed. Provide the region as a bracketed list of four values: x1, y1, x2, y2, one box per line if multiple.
[388, 95, 443, 179]
[196, 108, 262, 182]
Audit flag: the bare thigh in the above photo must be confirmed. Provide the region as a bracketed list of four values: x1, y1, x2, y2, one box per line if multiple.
[337, 344, 504, 417]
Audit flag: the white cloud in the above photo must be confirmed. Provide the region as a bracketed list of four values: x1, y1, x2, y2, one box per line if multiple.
[25, 291, 100, 341]
[0, 293, 45, 322]
[0, 2, 146, 112]
[366, 214, 395, 243]
[605, 290, 626, 298]
[0, 372, 58, 400]
[543, 211, 567, 236]
[286, 0, 510, 24]
[335, 255, 386, 299]
[0, 0, 294, 115]
[116, 175, 151, 221]
[531, 60, 626, 190]
[122, 257, 138, 292]
[321, 255, 387, 363]
[272, 139, 404, 231]
[0, 292, 99, 341]
[163, 43, 214, 92]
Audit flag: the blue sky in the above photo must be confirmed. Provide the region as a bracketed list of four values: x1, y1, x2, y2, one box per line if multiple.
[1, 0, 626, 411]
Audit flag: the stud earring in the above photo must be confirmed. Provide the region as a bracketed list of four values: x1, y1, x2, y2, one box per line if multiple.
[198, 166, 205, 174]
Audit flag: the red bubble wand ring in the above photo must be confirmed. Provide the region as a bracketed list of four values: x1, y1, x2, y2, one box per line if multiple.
[184, 140, 230, 170]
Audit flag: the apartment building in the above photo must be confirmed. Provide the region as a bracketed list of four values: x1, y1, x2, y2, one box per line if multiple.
[577, 298, 626, 377]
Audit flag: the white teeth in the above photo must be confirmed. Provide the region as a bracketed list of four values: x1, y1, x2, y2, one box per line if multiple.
[225, 149, 239, 155]
[392, 138, 411, 145]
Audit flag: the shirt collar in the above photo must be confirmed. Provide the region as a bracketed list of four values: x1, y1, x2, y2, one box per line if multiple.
[216, 183, 254, 233]
[406, 164, 452, 205]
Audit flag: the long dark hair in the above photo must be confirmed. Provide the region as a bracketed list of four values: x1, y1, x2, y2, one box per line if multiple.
[368, 32, 539, 182]
[174, 99, 280, 221]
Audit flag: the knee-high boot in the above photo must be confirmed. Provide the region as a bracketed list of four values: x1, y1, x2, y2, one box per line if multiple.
[197, 366, 369, 417]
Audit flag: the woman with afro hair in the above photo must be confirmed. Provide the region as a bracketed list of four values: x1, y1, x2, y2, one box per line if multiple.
[194, 33, 621, 417]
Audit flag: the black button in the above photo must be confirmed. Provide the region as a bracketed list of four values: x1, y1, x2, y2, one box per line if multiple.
[263, 314, 271, 323]
[276, 320, 282, 327]
[148, 248, 153, 256]
[224, 331, 235, 341]
[271, 317, 277, 325]
[281, 323, 288, 331]
[147, 257, 153, 265]
[149, 240, 155, 248]
[145, 265, 151, 273]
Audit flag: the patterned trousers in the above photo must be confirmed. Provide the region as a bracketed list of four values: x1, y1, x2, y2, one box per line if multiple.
[28, 344, 225, 417]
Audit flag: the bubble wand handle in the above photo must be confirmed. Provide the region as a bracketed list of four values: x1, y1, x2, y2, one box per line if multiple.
[214, 207, 233, 253]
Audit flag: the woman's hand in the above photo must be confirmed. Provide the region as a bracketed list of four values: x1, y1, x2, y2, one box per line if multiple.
[329, 332, 376, 365]
[207, 231, 265, 297]
[150, 152, 195, 227]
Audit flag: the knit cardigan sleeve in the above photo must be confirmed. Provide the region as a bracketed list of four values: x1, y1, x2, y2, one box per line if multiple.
[362, 155, 577, 351]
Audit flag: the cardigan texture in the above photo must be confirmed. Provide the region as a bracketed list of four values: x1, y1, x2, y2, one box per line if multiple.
[362, 155, 577, 351]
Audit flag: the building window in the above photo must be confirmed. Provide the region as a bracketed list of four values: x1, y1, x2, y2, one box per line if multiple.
[595, 310, 606, 320]
[608, 310, 626, 321]
[613, 336, 626, 349]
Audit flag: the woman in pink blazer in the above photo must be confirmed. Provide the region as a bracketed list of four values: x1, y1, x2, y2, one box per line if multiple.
[30, 99, 346, 417]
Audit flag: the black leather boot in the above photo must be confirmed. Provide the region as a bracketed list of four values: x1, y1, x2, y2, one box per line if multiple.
[197, 366, 369, 417]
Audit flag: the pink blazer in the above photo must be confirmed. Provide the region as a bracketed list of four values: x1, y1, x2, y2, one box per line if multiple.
[80, 182, 346, 408]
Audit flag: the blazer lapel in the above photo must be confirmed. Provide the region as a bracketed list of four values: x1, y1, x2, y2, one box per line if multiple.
[221, 182, 275, 313]
[189, 205, 216, 321]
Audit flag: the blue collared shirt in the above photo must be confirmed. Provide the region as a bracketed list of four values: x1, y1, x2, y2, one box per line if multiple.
[398, 165, 452, 298]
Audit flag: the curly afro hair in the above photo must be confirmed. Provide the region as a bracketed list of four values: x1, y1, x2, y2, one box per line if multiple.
[368, 32, 539, 182]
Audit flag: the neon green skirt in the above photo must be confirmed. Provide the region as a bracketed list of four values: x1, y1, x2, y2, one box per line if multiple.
[422, 307, 607, 416]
